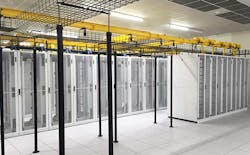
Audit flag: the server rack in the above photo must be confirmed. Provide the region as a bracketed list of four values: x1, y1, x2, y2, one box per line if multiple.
[157, 58, 168, 108]
[1, 49, 168, 138]
[18, 50, 48, 134]
[128, 57, 144, 113]
[47, 53, 73, 128]
[116, 57, 129, 115]
[174, 53, 249, 123]
[2, 49, 18, 136]
[73, 54, 97, 122]
[144, 58, 155, 110]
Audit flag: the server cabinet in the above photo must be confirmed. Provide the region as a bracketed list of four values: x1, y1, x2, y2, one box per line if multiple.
[2, 50, 18, 134]
[217, 56, 222, 115]
[198, 55, 205, 120]
[19, 52, 34, 131]
[116, 57, 129, 114]
[144, 58, 155, 110]
[48, 54, 73, 126]
[222, 57, 228, 114]
[157, 58, 168, 108]
[74, 55, 95, 121]
[241, 58, 245, 108]
[236, 58, 242, 109]
[232, 58, 237, 110]
[245, 59, 249, 108]
[204, 56, 211, 118]
[176, 54, 248, 123]
[227, 58, 233, 112]
[210, 56, 217, 116]
[99, 56, 109, 116]
[19, 51, 47, 131]
[129, 57, 143, 112]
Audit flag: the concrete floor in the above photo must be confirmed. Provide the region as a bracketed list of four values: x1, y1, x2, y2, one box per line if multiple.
[1, 109, 250, 155]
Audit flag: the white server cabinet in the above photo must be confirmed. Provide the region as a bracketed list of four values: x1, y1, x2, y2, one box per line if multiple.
[18, 50, 48, 133]
[144, 58, 155, 111]
[157, 58, 168, 108]
[2, 49, 18, 136]
[116, 57, 129, 115]
[128, 57, 144, 113]
[99, 55, 109, 116]
[47, 53, 73, 127]
[72, 54, 97, 122]
[1, 50, 169, 138]
[173, 53, 248, 122]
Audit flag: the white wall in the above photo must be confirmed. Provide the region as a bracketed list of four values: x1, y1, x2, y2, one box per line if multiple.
[207, 31, 250, 50]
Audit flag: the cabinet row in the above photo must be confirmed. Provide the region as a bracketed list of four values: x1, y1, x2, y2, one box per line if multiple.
[172, 54, 249, 122]
[198, 55, 249, 120]
[1, 49, 168, 137]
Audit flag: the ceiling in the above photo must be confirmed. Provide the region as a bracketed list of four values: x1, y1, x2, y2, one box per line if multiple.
[1, 0, 250, 38]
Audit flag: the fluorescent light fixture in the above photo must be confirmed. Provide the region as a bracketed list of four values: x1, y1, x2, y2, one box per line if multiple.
[111, 12, 144, 22]
[31, 30, 79, 38]
[2, 40, 9, 44]
[20, 42, 31, 46]
[169, 24, 189, 31]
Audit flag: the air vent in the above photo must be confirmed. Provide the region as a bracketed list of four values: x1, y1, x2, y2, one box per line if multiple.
[169, 0, 250, 24]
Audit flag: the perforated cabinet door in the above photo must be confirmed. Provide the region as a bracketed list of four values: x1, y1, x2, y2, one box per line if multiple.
[217, 57, 222, 115]
[245, 59, 249, 108]
[145, 58, 155, 110]
[241, 58, 245, 109]
[131, 58, 143, 112]
[232, 58, 237, 111]
[2, 51, 17, 134]
[157, 58, 168, 108]
[100, 56, 108, 116]
[198, 55, 205, 120]
[49, 54, 72, 126]
[20, 52, 34, 131]
[75, 55, 94, 121]
[236, 58, 241, 110]
[210, 56, 217, 116]
[36, 53, 47, 128]
[227, 58, 232, 112]
[116, 57, 129, 114]
[222, 57, 228, 113]
[205, 56, 211, 118]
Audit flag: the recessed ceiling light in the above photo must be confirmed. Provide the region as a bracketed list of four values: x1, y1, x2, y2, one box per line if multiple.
[111, 11, 144, 22]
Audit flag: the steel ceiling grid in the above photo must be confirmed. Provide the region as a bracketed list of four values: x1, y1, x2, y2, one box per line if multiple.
[14, 0, 139, 33]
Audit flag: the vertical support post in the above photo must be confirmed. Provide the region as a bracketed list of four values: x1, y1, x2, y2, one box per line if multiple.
[0, 47, 5, 155]
[97, 52, 102, 137]
[154, 56, 157, 124]
[33, 46, 39, 154]
[114, 51, 118, 143]
[107, 31, 113, 155]
[170, 55, 173, 128]
[57, 25, 65, 155]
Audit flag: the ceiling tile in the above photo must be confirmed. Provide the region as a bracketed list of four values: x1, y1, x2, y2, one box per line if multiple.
[198, 5, 219, 11]
[170, 0, 198, 5]
[185, 1, 209, 8]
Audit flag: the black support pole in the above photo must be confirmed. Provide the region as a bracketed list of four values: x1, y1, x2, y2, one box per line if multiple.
[97, 52, 102, 137]
[107, 31, 113, 155]
[0, 47, 5, 155]
[33, 46, 39, 154]
[170, 55, 173, 128]
[154, 56, 157, 124]
[114, 51, 118, 143]
[57, 25, 65, 155]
